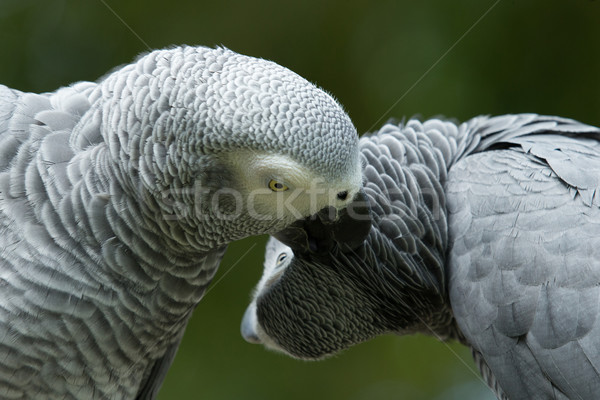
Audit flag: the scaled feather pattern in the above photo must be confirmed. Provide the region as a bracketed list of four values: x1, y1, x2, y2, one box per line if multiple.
[243, 114, 600, 400]
[0, 45, 364, 399]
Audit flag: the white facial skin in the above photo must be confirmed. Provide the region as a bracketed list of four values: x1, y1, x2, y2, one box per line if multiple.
[223, 151, 362, 225]
[241, 238, 293, 353]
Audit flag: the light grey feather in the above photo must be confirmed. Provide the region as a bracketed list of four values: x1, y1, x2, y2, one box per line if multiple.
[447, 119, 600, 399]
[244, 113, 600, 400]
[0, 45, 362, 399]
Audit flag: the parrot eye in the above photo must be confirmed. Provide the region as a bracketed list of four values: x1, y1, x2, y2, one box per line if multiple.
[268, 179, 289, 192]
[337, 191, 348, 201]
[276, 252, 288, 265]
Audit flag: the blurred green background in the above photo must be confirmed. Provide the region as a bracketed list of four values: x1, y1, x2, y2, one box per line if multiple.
[1, 1, 599, 399]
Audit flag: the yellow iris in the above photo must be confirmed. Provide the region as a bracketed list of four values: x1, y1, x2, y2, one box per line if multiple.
[268, 179, 289, 192]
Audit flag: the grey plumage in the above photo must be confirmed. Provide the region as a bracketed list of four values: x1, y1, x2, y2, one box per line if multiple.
[0, 45, 364, 399]
[242, 114, 600, 399]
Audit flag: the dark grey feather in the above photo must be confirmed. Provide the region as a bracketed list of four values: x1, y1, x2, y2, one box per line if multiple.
[245, 113, 600, 400]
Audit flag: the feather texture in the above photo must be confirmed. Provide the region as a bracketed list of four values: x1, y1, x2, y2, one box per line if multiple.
[0, 46, 362, 399]
[244, 113, 600, 400]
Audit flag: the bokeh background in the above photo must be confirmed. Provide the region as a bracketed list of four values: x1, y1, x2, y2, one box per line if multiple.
[2, 1, 599, 399]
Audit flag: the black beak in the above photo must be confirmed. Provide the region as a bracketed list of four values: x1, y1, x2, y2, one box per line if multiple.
[273, 189, 372, 255]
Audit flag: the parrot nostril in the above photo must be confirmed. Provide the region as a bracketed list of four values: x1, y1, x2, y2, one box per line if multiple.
[337, 191, 349, 201]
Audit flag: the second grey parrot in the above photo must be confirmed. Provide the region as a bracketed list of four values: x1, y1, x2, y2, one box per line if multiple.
[242, 114, 600, 399]
[0, 45, 366, 399]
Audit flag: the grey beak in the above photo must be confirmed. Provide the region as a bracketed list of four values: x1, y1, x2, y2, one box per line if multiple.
[241, 304, 261, 344]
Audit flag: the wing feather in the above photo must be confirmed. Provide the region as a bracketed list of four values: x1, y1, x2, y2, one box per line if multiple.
[448, 144, 600, 399]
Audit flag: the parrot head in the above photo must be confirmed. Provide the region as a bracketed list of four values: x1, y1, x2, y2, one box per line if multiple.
[96, 46, 365, 250]
[240, 196, 387, 360]
[241, 189, 449, 359]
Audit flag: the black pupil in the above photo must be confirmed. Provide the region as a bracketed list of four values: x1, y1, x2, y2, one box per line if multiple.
[337, 191, 348, 200]
[274, 182, 283, 189]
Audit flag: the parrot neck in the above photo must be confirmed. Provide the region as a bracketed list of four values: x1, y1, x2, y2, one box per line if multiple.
[377, 120, 499, 340]
[0, 81, 228, 383]
[359, 125, 459, 339]
[367, 163, 455, 339]
[59, 143, 229, 356]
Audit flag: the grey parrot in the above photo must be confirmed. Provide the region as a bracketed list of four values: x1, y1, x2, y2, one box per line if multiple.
[0, 45, 366, 399]
[242, 114, 600, 400]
